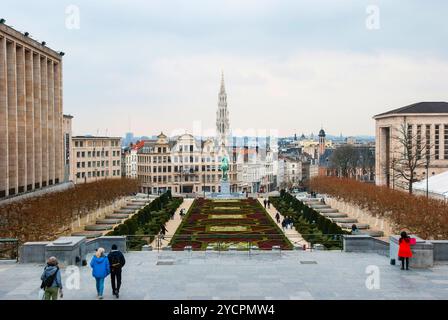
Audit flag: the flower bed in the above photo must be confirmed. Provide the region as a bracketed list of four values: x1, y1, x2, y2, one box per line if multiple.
[170, 198, 292, 250]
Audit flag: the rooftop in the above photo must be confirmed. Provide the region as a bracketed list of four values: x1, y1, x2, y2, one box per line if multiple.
[72, 136, 122, 140]
[1, 251, 447, 300]
[374, 102, 448, 119]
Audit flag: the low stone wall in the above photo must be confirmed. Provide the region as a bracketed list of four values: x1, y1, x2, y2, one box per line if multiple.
[85, 236, 126, 253]
[343, 235, 389, 256]
[431, 240, 448, 261]
[325, 196, 396, 237]
[20, 236, 126, 265]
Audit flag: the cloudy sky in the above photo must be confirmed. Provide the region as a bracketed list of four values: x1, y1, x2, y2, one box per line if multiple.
[3, 0, 448, 137]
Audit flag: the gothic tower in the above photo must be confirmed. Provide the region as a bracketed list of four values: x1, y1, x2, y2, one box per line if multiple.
[318, 128, 326, 156]
[216, 72, 230, 147]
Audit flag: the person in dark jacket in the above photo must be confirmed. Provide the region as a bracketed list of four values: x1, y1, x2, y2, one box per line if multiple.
[398, 231, 413, 270]
[108, 244, 126, 298]
[40, 256, 63, 300]
[90, 247, 110, 299]
[275, 212, 280, 224]
[263, 199, 267, 208]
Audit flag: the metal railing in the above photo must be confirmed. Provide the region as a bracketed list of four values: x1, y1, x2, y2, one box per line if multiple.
[0, 238, 19, 262]
[124, 233, 344, 252]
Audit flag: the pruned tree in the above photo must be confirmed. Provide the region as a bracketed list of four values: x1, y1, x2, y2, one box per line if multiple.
[391, 123, 432, 194]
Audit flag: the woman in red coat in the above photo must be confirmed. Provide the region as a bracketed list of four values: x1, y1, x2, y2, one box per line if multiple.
[398, 231, 413, 270]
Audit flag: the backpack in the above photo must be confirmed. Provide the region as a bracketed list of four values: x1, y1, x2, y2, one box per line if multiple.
[109, 253, 121, 271]
[40, 267, 59, 289]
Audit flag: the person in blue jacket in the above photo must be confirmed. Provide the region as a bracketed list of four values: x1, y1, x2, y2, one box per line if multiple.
[90, 247, 110, 299]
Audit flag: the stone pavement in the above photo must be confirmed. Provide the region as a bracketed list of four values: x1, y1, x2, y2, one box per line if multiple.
[258, 198, 308, 247]
[150, 198, 194, 248]
[2, 251, 447, 300]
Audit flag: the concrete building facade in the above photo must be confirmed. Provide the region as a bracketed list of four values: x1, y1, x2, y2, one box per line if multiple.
[374, 102, 448, 189]
[0, 22, 64, 198]
[70, 136, 122, 184]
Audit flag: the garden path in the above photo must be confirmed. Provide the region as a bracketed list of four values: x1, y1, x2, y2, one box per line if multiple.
[150, 198, 194, 248]
[258, 198, 308, 247]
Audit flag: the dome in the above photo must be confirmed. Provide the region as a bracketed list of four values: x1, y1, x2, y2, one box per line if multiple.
[318, 128, 326, 137]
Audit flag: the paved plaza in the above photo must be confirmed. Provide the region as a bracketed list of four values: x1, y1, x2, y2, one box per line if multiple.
[1, 251, 447, 300]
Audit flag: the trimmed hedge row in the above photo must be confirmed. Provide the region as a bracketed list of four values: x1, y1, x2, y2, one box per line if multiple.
[270, 190, 348, 249]
[107, 191, 183, 249]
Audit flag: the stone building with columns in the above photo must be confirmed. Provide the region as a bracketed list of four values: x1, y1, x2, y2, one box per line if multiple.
[0, 21, 65, 198]
[374, 102, 448, 189]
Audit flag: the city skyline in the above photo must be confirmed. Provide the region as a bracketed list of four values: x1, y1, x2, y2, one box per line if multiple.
[2, 1, 448, 137]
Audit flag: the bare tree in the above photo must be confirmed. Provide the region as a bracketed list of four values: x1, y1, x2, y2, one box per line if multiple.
[329, 145, 359, 178]
[391, 123, 432, 194]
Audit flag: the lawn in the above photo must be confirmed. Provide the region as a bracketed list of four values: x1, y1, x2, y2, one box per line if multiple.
[170, 198, 293, 250]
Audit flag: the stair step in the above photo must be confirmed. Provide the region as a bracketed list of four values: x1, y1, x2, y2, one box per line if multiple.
[331, 218, 358, 223]
[96, 219, 122, 225]
[71, 231, 103, 239]
[114, 208, 136, 213]
[360, 230, 384, 237]
[106, 214, 130, 219]
[340, 223, 369, 230]
[85, 224, 113, 231]
[310, 204, 331, 209]
[316, 208, 339, 213]
[322, 212, 348, 218]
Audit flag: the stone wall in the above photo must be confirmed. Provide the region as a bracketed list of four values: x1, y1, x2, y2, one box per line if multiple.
[325, 196, 396, 237]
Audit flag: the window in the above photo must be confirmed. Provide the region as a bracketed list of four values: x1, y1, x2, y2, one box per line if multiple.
[444, 125, 448, 159]
[435, 125, 440, 159]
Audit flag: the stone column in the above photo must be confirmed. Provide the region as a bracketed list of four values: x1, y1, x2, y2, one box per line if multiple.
[54, 61, 62, 183]
[0, 36, 8, 197]
[7, 40, 18, 196]
[33, 53, 42, 189]
[47, 59, 55, 185]
[25, 49, 35, 191]
[16, 45, 27, 193]
[40, 56, 48, 187]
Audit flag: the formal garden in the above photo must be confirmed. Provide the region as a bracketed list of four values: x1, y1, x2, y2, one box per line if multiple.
[170, 198, 293, 250]
[269, 190, 348, 249]
[107, 190, 183, 250]
[310, 176, 448, 239]
[0, 179, 139, 242]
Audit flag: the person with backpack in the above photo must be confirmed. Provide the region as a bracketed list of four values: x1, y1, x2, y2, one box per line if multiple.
[107, 244, 126, 298]
[40, 256, 63, 300]
[398, 231, 413, 270]
[90, 247, 110, 299]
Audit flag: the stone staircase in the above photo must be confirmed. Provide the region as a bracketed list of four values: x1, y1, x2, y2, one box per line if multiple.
[71, 198, 150, 239]
[302, 198, 384, 237]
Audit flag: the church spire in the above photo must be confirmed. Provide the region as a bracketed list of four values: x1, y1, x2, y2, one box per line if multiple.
[216, 71, 230, 147]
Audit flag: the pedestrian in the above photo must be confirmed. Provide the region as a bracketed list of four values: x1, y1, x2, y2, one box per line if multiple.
[40, 256, 63, 300]
[275, 212, 280, 224]
[267, 199, 271, 209]
[351, 224, 359, 235]
[108, 244, 126, 299]
[398, 231, 413, 270]
[281, 219, 287, 231]
[90, 247, 110, 299]
[263, 199, 267, 208]
[160, 224, 168, 239]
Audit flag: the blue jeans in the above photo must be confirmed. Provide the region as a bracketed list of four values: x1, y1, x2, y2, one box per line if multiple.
[95, 277, 105, 296]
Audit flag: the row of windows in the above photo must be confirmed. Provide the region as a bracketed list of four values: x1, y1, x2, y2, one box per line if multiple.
[76, 150, 121, 158]
[76, 160, 120, 168]
[74, 140, 120, 148]
[137, 155, 225, 164]
[76, 169, 121, 179]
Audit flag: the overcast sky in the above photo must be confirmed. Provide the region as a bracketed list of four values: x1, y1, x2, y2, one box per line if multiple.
[3, 0, 448, 137]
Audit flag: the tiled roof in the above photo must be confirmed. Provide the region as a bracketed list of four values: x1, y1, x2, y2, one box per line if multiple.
[374, 102, 448, 118]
